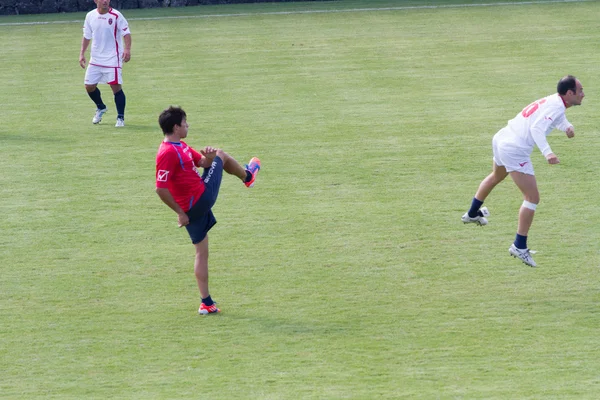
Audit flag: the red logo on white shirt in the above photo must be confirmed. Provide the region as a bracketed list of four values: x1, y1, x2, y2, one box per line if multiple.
[519, 162, 528, 167]
[108, 18, 113, 25]
[157, 170, 169, 182]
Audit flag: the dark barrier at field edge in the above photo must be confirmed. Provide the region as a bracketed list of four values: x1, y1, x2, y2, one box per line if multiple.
[0, 0, 326, 16]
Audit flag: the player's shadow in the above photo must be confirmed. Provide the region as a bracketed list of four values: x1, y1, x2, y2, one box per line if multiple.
[105, 124, 155, 133]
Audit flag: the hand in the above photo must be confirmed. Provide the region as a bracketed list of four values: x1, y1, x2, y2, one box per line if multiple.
[546, 153, 560, 165]
[200, 146, 218, 161]
[566, 126, 575, 138]
[122, 49, 131, 63]
[79, 55, 87, 69]
[177, 212, 189, 227]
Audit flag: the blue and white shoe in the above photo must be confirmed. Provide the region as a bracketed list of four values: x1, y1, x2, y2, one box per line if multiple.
[92, 108, 107, 124]
[461, 206, 489, 226]
[509, 244, 537, 267]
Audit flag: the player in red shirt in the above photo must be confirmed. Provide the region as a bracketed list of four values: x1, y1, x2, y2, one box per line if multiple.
[156, 106, 261, 315]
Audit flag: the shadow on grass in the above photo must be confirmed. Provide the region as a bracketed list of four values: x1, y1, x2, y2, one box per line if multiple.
[88, 124, 156, 134]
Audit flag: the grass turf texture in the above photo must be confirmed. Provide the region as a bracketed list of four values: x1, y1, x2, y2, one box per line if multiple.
[1, 0, 600, 398]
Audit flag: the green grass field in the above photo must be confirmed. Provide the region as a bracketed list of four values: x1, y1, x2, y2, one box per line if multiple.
[1, 0, 600, 398]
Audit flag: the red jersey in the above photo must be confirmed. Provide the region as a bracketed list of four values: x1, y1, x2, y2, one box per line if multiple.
[156, 141, 205, 212]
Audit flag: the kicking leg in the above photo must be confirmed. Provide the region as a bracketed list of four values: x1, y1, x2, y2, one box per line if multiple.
[463, 161, 508, 225]
[216, 149, 247, 180]
[216, 149, 261, 186]
[475, 161, 509, 202]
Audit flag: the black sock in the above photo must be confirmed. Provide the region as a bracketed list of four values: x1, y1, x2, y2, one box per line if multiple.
[514, 234, 527, 249]
[467, 197, 484, 218]
[202, 295, 214, 306]
[114, 89, 126, 119]
[88, 88, 106, 109]
[244, 170, 252, 183]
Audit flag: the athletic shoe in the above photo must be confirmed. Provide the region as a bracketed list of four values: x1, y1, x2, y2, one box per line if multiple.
[199, 303, 220, 315]
[115, 118, 125, 128]
[509, 244, 537, 267]
[244, 157, 261, 188]
[92, 108, 107, 124]
[461, 206, 490, 226]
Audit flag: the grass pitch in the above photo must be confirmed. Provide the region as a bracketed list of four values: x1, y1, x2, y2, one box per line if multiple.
[1, 0, 600, 398]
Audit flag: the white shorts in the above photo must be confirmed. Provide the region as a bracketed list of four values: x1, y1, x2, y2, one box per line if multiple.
[492, 128, 535, 175]
[85, 64, 122, 85]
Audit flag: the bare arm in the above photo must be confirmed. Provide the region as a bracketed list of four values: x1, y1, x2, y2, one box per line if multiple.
[122, 34, 131, 63]
[79, 38, 90, 69]
[156, 187, 189, 227]
[546, 126, 574, 164]
[197, 146, 218, 168]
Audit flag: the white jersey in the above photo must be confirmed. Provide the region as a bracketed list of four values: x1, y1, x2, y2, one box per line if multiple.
[83, 8, 130, 68]
[496, 93, 572, 157]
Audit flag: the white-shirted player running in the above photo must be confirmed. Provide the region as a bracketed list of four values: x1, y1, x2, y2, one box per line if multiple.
[462, 75, 585, 267]
[79, 0, 131, 127]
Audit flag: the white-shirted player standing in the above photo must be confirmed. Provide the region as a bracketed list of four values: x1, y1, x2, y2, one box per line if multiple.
[79, 0, 131, 127]
[462, 75, 585, 267]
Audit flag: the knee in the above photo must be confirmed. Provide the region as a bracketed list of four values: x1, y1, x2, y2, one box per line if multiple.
[85, 84, 97, 93]
[523, 193, 540, 206]
[216, 149, 227, 161]
[526, 193, 540, 204]
[110, 84, 122, 94]
[195, 244, 209, 259]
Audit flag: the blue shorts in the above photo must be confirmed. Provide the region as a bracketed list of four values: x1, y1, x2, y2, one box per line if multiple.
[185, 157, 223, 244]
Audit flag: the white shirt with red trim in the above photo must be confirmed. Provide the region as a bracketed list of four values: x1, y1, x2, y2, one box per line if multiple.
[499, 93, 573, 157]
[83, 8, 130, 68]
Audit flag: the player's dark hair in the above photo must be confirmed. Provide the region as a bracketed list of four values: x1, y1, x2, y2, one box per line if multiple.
[158, 106, 187, 135]
[557, 75, 577, 95]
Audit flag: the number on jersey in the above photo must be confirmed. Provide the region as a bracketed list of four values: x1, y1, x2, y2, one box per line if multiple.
[521, 98, 547, 118]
